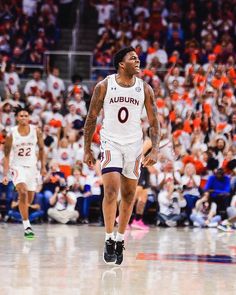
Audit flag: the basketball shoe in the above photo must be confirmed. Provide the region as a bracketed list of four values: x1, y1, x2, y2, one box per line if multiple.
[103, 238, 116, 264]
[217, 220, 234, 232]
[24, 227, 35, 239]
[115, 240, 125, 265]
[131, 219, 149, 230]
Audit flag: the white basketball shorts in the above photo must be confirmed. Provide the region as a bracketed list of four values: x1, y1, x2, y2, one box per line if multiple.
[100, 138, 143, 180]
[10, 166, 39, 191]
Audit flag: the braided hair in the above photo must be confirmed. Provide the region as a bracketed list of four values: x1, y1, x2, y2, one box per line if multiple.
[14, 104, 32, 116]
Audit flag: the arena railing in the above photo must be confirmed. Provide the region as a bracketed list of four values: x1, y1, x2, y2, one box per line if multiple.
[44, 50, 93, 81]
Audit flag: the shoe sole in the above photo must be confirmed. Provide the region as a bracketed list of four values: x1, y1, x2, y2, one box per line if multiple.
[115, 260, 123, 266]
[217, 227, 234, 233]
[24, 235, 36, 240]
[131, 225, 149, 230]
[103, 256, 117, 265]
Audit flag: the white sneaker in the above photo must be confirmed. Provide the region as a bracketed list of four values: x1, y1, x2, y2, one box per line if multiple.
[166, 220, 177, 227]
[217, 223, 233, 232]
[207, 222, 218, 228]
[193, 221, 201, 227]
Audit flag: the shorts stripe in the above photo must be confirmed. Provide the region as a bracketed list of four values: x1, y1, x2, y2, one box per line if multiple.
[133, 154, 142, 178]
[102, 167, 122, 175]
[159, 140, 171, 150]
[102, 150, 111, 169]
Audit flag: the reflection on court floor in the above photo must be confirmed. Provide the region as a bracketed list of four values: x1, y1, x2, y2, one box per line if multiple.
[136, 253, 236, 264]
[0, 224, 236, 295]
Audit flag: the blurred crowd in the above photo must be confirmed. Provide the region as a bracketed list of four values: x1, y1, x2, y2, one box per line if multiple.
[0, 0, 62, 68]
[0, 0, 236, 229]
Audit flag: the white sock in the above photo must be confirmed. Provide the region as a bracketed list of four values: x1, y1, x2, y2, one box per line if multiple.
[116, 232, 125, 242]
[105, 232, 115, 241]
[23, 220, 31, 230]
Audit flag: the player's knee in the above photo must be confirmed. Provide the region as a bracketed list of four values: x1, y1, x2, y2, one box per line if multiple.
[104, 187, 118, 203]
[138, 200, 145, 208]
[123, 190, 136, 205]
[18, 188, 28, 202]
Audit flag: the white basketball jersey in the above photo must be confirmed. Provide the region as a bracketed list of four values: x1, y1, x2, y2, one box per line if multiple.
[11, 124, 38, 167]
[100, 74, 145, 144]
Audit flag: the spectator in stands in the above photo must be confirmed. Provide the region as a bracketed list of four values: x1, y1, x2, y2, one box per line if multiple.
[190, 191, 221, 227]
[47, 66, 65, 99]
[146, 41, 168, 67]
[91, 0, 114, 26]
[204, 168, 231, 217]
[1, 59, 21, 97]
[8, 194, 44, 223]
[43, 124, 57, 162]
[67, 166, 86, 199]
[157, 160, 182, 190]
[131, 32, 148, 53]
[182, 163, 201, 218]
[38, 159, 66, 218]
[22, 0, 38, 17]
[0, 101, 15, 131]
[64, 101, 84, 134]
[79, 164, 102, 224]
[47, 184, 79, 224]
[24, 70, 46, 96]
[157, 179, 187, 227]
[53, 137, 74, 177]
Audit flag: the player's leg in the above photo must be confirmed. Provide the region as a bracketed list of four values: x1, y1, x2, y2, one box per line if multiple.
[131, 186, 149, 230]
[114, 140, 142, 265]
[15, 183, 34, 238]
[115, 176, 137, 265]
[28, 191, 35, 205]
[100, 139, 123, 264]
[102, 172, 120, 264]
[119, 176, 137, 233]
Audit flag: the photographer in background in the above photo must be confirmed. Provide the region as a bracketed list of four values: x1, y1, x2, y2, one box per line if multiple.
[157, 180, 187, 227]
[37, 159, 66, 219]
[47, 184, 79, 224]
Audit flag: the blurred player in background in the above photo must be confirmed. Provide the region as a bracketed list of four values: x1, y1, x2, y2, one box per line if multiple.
[3, 105, 46, 238]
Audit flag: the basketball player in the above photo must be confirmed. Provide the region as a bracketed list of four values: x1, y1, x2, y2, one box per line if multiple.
[131, 129, 175, 230]
[130, 135, 152, 230]
[2, 105, 46, 238]
[83, 47, 160, 265]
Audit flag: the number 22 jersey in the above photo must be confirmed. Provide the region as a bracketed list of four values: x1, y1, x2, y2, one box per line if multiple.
[10, 124, 38, 167]
[100, 74, 145, 145]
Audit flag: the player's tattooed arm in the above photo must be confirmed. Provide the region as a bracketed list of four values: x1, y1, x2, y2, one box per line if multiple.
[3, 134, 12, 177]
[84, 79, 107, 152]
[144, 82, 161, 151]
[37, 128, 46, 175]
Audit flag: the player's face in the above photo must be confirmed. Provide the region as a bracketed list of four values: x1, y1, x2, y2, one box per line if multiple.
[16, 111, 30, 126]
[122, 51, 140, 75]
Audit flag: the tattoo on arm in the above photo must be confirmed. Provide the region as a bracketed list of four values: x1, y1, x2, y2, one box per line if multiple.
[4, 136, 12, 157]
[145, 83, 161, 150]
[3, 135, 12, 176]
[37, 129, 45, 167]
[84, 81, 106, 151]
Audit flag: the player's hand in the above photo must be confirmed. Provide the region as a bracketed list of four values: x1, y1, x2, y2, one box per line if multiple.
[142, 149, 158, 167]
[83, 150, 96, 168]
[2, 176, 9, 185]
